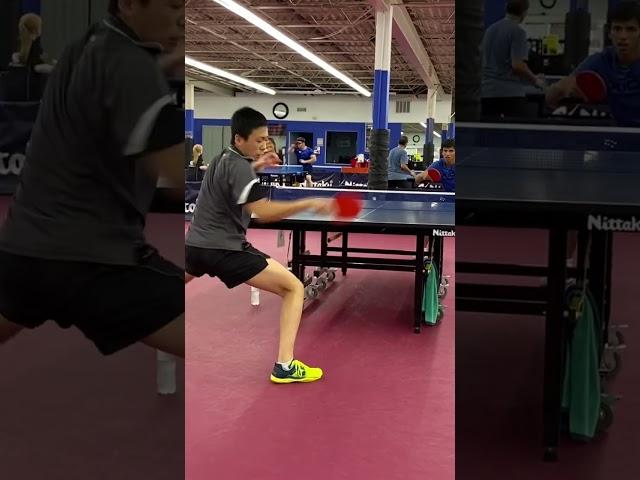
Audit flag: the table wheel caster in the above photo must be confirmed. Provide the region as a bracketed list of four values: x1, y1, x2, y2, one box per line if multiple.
[316, 276, 328, 291]
[441, 277, 450, 286]
[327, 270, 336, 281]
[600, 350, 622, 378]
[596, 401, 614, 434]
[608, 330, 625, 347]
[438, 284, 447, 298]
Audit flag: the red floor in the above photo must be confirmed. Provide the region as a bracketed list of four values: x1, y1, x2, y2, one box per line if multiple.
[185, 229, 455, 480]
[456, 227, 640, 479]
[0, 196, 185, 480]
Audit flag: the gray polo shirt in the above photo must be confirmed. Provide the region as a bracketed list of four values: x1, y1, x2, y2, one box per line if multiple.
[387, 145, 411, 181]
[481, 16, 530, 98]
[186, 147, 266, 251]
[0, 15, 180, 265]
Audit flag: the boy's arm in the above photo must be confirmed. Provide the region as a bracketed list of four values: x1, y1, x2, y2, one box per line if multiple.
[400, 151, 414, 176]
[246, 198, 334, 223]
[545, 75, 584, 108]
[547, 53, 602, 107]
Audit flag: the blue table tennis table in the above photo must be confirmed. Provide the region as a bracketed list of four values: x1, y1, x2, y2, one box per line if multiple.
[456, 122, 640, 461]
[250, 186, 455, 332]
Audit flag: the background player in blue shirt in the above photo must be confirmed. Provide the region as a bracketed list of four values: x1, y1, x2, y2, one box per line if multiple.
[546, 1, 640, 126]
[288, 137, 316, 187]
[416, 138, 455, 192]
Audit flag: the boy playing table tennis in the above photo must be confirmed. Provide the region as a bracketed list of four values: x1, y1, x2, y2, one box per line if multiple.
[416, 138, 456, 192]
[185, 107, 337, 383]
[546, 1, 640, 126]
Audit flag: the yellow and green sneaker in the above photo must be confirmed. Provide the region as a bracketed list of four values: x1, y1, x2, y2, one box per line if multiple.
[270, 359, 323, 384]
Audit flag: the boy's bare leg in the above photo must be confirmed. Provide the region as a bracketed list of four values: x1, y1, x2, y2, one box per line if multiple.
[246, 259, 304, 362]
[141, 314, 185, 358]
[305, 174, 313, 188]
[0, 314, 23, 345]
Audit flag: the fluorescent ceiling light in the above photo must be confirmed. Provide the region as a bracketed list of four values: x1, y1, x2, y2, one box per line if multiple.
[186, 56, 276, 95]
[419, 122, 441, 137]
[213, 0, 371, 97]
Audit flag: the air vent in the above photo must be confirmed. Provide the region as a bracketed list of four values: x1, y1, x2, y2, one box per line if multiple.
[395, 100, 411, 113]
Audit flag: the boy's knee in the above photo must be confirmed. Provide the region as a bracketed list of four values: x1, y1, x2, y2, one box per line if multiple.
[284, 276, 304, 296]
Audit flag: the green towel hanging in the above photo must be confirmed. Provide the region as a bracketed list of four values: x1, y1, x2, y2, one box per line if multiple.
[561, 286, 602, 441]
[423, 262, 440, 325]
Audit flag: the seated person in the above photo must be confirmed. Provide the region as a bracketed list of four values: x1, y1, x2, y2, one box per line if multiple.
[416, 138, 455, 192]
[190, 144, 205, 169]
[11, 13, 54, 74]
[546, 1, 640, 127]
[265, 137, 281, 162]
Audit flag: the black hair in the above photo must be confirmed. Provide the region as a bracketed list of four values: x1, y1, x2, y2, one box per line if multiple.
[442, 138, 455, 149]
[231, 107, 268, 145]
[608, 1, 640, 26]
[109, 0, 150, 15]
[506, 0, 529, 17]
[398, 135, 409, 146]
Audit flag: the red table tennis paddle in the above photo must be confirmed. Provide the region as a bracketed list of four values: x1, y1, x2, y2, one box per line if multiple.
[426, 168, 442, 183]
[576, 71, 607, 104]
[335, 192, 363, 219]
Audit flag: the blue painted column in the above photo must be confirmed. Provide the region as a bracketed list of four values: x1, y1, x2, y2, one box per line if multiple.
[423, 118, 435, 163]
[21, 0, 41, 14]
[372, 8, 392, 129]
[368, 6, 393, 190]
[485, 0, 505, 28]
[185, 82, 195, 170]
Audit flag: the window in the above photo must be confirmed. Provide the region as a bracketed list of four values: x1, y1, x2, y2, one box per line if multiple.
[325, 131, 358, 164]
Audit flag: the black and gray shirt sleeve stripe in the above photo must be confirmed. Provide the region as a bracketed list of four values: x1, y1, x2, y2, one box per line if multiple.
[105, 48, 181, 157]
[228, 159, 268, 205]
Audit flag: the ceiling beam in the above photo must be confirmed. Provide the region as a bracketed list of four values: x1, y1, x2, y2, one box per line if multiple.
[367, 0, 444, 94]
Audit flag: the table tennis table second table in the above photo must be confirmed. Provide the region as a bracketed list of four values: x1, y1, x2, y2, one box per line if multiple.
[456, 122, 640, 461]
[250, 186, 455, 332]
[257, 165, 343, 186]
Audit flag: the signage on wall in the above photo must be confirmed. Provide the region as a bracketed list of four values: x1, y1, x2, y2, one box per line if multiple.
[268, 124, 285, 135]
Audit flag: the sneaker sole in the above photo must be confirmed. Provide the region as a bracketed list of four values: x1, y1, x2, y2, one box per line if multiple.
[270, 373, 323, 384]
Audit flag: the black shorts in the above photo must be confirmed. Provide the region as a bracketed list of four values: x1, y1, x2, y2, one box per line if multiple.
[185, 243, 269, 288]
[0, 249, 184, 355]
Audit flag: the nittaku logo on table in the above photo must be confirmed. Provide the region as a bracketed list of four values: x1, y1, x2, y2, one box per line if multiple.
[434, 229, 455, 237]
[588, 215, 640, 232]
